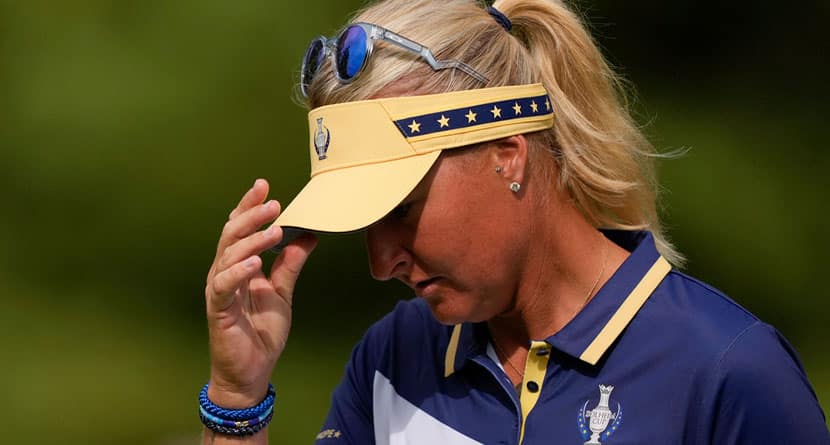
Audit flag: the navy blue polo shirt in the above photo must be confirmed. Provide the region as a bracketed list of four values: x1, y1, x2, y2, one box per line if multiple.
[315, 231, 829, 444]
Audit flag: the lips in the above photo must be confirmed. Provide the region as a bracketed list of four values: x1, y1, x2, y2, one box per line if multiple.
[414, 277, 441, 296]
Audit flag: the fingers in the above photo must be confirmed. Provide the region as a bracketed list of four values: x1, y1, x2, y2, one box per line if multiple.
[230, 179, 269, 220]
[209, 214, 282, 311]
[269, 233, 319, 304]
[215, 179, 276, 261]
[217, 223, 283, 275]
[207, 178, 278, 311]
[216, 200, 281, 259]
[207, 178, 317, 315]
[209, 255, 262, 311]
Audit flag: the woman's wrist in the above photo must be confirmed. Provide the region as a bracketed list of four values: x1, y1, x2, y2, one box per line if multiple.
[207, 377, 271, 409]
[199, 382, 275, 438]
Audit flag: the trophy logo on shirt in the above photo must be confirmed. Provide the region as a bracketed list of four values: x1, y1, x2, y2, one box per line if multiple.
[577, 385, 622, 444]
[314, 117, 331, 160]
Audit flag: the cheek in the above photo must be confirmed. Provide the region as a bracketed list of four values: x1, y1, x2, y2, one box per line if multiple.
[414, 200, 482, 269]
[420, 177, 525, 280]
[408, 160, 527, 320]
[417, 206, 523, 322]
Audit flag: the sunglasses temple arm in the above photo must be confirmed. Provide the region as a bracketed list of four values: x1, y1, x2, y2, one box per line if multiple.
[380, 29, 427, 55]
[435, 59, 489, 84]
[379, 28, 489, 85]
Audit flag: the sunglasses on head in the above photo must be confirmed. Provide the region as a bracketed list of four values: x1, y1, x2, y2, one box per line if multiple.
[300, 22, 489, 97]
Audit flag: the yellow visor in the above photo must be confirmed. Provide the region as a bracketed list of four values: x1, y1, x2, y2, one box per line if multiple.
[276, 83, 554, 232]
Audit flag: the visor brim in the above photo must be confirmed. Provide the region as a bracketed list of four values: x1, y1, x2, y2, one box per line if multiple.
[275, 150, 441, 233]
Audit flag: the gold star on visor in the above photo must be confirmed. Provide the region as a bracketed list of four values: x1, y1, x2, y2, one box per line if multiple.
[437, 114, 450, 128]
[465, 109, 477, 123]
[491, 105, 502, 118]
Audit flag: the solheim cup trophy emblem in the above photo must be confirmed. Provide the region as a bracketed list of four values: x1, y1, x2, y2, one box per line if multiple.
[577, 385, 623, 444]
[314, 117, 331, 160]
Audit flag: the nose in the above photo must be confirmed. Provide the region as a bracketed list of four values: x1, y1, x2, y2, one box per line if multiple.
[366, 220, 413, 282]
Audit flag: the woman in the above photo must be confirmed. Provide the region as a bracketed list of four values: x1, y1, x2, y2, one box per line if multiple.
[200, 0, 829, 443]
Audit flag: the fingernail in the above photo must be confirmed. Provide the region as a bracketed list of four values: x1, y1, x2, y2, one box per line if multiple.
[265, 225, 280, 238]
[246, 256, 259, 268]
[262, 200, 277, 213]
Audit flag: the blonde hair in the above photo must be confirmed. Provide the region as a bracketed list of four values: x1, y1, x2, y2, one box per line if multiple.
[305, 0, 684, 266]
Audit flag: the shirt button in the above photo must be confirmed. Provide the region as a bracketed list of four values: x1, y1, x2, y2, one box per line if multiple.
[526, 381, 540, 393]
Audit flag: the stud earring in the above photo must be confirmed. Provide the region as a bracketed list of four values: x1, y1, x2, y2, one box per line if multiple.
[495, 166, 502, 173]
[509, 182, 521, 193]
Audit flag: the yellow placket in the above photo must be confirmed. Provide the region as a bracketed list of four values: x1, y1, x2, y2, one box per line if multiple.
[518, 341, 552, 444]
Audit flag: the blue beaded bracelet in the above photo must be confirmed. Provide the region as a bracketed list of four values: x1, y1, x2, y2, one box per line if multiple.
[200, 410, 274, 437]
[199, 383, 275, 421]
[200, 405, 274, 428]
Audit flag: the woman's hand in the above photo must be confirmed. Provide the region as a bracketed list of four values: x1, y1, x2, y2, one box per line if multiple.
[204, 178, 318, 408]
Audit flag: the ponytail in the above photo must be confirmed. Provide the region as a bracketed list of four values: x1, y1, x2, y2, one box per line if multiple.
[495, 0, 683, 266]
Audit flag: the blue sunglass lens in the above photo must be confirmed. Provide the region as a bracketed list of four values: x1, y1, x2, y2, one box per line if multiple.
[336, 26, 368, 80]
[302, 38, 326, 95]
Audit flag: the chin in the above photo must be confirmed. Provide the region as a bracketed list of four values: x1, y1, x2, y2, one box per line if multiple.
[422, 295, 485, 325]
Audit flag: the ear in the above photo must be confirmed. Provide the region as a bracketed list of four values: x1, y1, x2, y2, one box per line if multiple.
[490, 135, 529, 187]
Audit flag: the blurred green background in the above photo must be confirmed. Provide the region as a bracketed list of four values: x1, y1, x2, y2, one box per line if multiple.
[1, 0, 827, 443]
